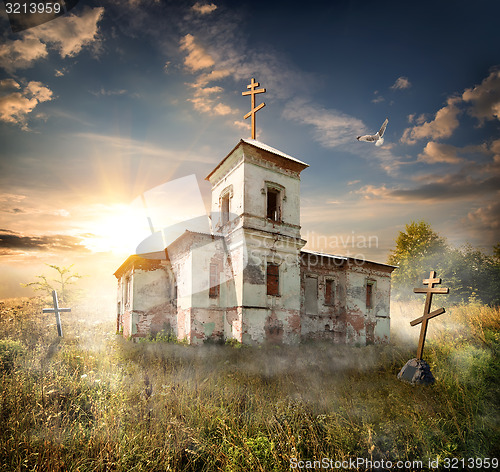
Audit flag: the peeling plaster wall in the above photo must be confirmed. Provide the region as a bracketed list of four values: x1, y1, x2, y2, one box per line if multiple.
[344, 264, 392, 344]
[300, 256, 347, 343]
[299, 254, 392, 345]
[132, 266, 176, 337]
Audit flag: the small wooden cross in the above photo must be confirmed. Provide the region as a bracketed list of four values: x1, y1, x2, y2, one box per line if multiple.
[242, 78, 266, 140]
[410, 271, 449, 359]
[43, 290, 71, 337]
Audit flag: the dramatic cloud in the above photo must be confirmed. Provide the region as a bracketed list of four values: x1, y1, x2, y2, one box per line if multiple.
[0, 231, 90, 254]
[391, 77, 411, 90]
[180, 34, 215, 72]
[0, 81, 53, 130]
[0, 7, 104, 72]
[417, 142, 466, 164]
[192, 2, 217, 14]
[401, 97, 461, 144]
[461, 68, 500, 123]
[0, 37, 48, 72]
[402, 69, 500, 145]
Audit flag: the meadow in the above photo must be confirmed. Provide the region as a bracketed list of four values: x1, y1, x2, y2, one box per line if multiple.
[0, 297, 498, 471]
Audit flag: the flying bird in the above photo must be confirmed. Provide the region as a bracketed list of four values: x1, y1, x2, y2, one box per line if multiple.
[357, 118, 388, 146]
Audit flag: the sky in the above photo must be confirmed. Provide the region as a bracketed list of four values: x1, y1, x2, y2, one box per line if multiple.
[0, 0, 499, 299]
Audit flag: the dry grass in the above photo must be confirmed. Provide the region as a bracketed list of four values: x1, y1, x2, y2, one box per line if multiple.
[0, 297, 498, 471]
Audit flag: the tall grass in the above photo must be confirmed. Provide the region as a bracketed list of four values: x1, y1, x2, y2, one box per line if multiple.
[0, 297, 498, 471]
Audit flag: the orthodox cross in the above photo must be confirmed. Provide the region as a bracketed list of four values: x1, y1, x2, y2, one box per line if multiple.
[43, 290, 71, 337]
[410, 271, 449, 359]
[242, 78, 266, 140]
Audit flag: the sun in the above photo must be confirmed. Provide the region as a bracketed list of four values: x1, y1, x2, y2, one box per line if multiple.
[81, 203, 152, 256]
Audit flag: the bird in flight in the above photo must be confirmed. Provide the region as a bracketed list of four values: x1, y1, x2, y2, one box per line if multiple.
[357, 118, 389, 146]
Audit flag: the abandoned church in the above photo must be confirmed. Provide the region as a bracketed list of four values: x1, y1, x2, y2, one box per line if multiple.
[114, 78, 395, 345]
[114, 137, 396, 345]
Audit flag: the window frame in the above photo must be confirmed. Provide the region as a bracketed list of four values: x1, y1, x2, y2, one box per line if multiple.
[209, 262, 220, 299]
[366, 280, 376, 309]
[266, 262, 280, 296]
[324, 279, 335, 306]
[264, 181, 285, 223]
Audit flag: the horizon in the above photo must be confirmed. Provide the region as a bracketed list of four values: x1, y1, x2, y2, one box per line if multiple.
[1, 0, 499, 299]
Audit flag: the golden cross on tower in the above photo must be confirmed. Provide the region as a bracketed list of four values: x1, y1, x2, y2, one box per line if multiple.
[410, 270, 449, 360]
[242, 78, 266, 140]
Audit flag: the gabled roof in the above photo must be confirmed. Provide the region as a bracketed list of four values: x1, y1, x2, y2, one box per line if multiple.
[205, 138, 309, 181]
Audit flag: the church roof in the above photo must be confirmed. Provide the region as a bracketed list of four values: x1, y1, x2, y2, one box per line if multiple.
[301, 249, 397, 271]
[241, 139, 309, 166]
[205, 138, 308, 181]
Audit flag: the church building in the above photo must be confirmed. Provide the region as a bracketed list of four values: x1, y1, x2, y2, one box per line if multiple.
[114, 138, 396, 345]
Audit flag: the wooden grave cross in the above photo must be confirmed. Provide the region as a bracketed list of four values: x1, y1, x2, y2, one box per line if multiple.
[43, 290, 71, 337]
[242, 77, 266, 140]
[410, 271, 449, 359]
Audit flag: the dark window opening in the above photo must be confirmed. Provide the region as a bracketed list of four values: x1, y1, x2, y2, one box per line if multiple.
[366, 282, 374, 309]
[325, 279, 334, 305]
[267, 188, 280, 221]
[221, 194, 230, 225]
[267, 262, 280, 296]
[209, 263, 220, 298]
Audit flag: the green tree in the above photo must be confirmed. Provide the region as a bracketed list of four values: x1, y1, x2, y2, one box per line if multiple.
[22, 264, 83, 303]
[387, 221, 448, 297]
[388, 222, 500, 305]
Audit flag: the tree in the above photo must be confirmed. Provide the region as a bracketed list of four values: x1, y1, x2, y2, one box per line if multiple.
[23, 264, 83, 303]
[388, 222, 500, 305]
[387, 221, 448, 297]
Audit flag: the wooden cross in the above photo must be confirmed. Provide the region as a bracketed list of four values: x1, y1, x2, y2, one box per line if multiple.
[242, 78, 266, 140]
[410, 271, 449, 359]
[43, 290, 71, 337]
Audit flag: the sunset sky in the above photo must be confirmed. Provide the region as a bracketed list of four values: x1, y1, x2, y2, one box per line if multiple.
[1, 0, 499, 299]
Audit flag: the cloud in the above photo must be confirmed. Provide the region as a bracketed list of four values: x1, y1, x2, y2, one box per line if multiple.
[0, 37, 48, 72]
[402, 69, 500, 145]
[0, 7, 104, 72]
[461, 68, 500, 123]
[28, 7, 104, 58]
[401, 97, 462, 144]
[180, 33, 215, 71]
[192, 2, 217, 14]
[0, 231, 90, 254]
[417, 142, 466, 164]
[372, 91, 384, 103]
[179, 33, 237, 116]
[283, 99, 365, 148]
[465, 198, 500, 231]
[0, 79, 21, 90]
[90, 88, 128, 96]
[0, 80, 53, 130]
[391, 77, 411, 90]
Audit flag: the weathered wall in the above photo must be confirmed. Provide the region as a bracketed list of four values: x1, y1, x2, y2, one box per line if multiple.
[344, 262, 392, 344]
[300, 253, 347, 343]
[300, 253, 392, 345]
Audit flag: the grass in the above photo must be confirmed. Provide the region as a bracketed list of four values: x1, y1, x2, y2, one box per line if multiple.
[0, 297, 499, 471]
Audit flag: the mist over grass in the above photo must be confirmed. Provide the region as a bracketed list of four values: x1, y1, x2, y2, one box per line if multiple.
[0, 296, 499, 471]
